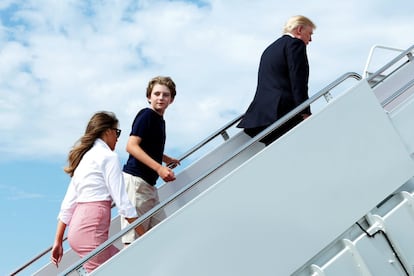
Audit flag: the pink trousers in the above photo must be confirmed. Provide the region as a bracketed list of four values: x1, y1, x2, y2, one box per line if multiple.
[68, 201, 119, 272]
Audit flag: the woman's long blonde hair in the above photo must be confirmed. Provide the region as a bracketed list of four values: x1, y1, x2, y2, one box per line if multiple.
[64, 111, 119, 177]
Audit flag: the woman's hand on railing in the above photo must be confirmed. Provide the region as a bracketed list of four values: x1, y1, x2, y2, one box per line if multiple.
[125, 217, 146, 236]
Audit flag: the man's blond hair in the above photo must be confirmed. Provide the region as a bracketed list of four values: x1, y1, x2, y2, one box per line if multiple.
[283, 15, 316, 33]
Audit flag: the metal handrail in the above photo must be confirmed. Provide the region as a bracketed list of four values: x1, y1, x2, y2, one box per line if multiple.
[381, 78, 414, 108]
[59, 71, 361, 276]
[366, 45, 414, 87]
[363, 45, 406, 78]
[175, 114, 243, 163]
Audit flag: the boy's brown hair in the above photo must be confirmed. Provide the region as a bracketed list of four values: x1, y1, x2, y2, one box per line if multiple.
[146, 76, 177, 99]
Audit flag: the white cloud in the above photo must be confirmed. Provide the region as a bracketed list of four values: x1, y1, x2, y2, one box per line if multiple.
[0, 0, 413, 162]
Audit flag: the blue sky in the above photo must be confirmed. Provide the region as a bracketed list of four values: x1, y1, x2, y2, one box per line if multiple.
[1, 0, 413, 274]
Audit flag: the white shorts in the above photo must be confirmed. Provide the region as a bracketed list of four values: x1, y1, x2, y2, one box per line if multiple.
[121, 172, 166, 244]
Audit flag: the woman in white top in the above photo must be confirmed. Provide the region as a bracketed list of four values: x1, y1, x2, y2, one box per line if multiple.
[51, 111, 141, 272]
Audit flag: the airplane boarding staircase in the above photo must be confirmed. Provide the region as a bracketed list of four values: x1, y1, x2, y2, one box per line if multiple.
[11, 44, 414, 276]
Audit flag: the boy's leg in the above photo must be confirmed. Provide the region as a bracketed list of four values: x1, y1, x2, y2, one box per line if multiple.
[149, 189, 166, 228]
[121, 174, 167, 245]
[135, 179, 160, 231]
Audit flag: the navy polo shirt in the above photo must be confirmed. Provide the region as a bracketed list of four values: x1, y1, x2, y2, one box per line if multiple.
[123, 108, 166, 185]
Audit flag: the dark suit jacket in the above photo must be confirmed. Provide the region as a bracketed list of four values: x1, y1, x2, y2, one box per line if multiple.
[237, 34, 311, 129]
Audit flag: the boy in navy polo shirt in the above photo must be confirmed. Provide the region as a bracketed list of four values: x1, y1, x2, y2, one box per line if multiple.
[121, 76, 180, 246]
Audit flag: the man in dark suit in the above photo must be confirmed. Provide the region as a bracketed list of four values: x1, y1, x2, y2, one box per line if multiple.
[237, 15, 316, 146]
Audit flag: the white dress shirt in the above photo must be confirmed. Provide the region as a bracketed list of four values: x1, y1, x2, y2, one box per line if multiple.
[58, 138, 137, 225]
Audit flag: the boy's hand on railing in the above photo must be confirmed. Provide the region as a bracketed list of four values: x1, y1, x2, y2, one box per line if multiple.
[157, 166, 176, 182]
[164, 155, 180, 169]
